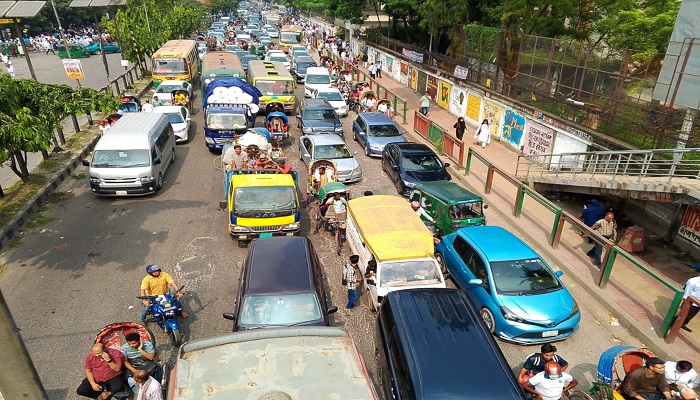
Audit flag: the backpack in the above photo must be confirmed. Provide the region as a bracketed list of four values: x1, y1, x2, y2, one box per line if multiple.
[341, 265, 348, 286]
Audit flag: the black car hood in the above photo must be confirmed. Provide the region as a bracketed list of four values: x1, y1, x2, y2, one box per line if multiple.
[404, 169, 450, 182]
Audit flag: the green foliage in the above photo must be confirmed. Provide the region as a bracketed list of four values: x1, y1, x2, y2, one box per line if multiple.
[464, 24, 500, 52]
[325, 0, 365, 24]
[210, 0, 239, 13]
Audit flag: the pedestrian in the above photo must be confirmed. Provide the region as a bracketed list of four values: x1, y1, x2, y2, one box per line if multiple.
[474, 118, 490, 148]
[343, 255, 361, 314]
[76, 343, 125, 399]
[46, 40, 57, 55]
[361, 52, 368, 69]
[5, 57, 15, 77]
[133, 369, 163, 400]
[419, 91, 431, 116]
[518, 343, 569, 384]
[141, 99, 154, 113]
[376, 61, 382, 78]
[679, 272, 700, 332]
[98, 119, 110, 136]
[453, 117, 466, 140]
[586, 212, 617, 268]
[664, 360, 700, 391]
[368, 61, 376, 80]
[577, 199, 606, 240]
[621, 357, 672, 400]
[521, 361, 578, 400]
[152, 96, 163, 106]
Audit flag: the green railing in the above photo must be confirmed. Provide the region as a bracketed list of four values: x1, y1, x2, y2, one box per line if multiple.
[427, 122, 445, 151]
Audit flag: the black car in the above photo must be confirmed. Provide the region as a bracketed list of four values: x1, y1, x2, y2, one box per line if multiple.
[296, 98, 344, 136]
[292, 56, 317, 83]
[223, 237, 338, 331]
[382, 142, 451, 195]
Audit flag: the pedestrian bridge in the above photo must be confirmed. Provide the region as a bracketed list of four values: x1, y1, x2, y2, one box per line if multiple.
[515, 148, 700, 205]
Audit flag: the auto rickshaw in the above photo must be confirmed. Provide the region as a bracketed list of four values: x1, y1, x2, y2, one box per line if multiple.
[307, 158, 337, 203]
[172, 89, 191, 109]
[57, 43, 90, 58]
[567, 346, 657, 400]
[408, 181, 487, 238]
[118, 93, 141, 113]
[265, 111, 289, 145]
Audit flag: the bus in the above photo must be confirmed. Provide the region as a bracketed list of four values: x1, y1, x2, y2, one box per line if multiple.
[201, 51, 245, 92]
[151, 40, 199, 88]
[246, 60, 296, 114]
[279, 25, 302, 53]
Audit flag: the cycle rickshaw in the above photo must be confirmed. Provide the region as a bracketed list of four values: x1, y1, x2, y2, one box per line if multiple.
[306, 158, 337, 203]
[171, 88, 191, 109]
[265, 111, 289, 145]
[118, 93, 141, 113]
[313, 182, 350, 255]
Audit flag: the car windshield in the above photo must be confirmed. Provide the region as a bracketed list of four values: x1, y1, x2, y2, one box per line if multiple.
[163, 112, 184, 124]
[255, 80, 294, 95]
[239, 293, 322, 326]
[379, 260, 442, 287]
[304, 109, 337, 120]
[490, 258, 562, 295]
[280, 32, 301, 43]
[306, 74, 331, 85]
[296, 63, 315, 73]
[233, 186, 297, 214]
[318, 92, 343, 101]
[368, 123, 402, 137]
[91, 150, 150, 168]
[225, 45, 240, 51]
[206, 113, 247, 130]
[401, 153, 443, 171]
[314, 144, 352, 159]
[152, 58, 187, 75]
[270, 56, 287, 63]
[449, 202, 484, 219]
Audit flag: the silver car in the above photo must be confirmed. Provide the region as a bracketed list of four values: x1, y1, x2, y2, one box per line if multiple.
[299, 135, 362, 183]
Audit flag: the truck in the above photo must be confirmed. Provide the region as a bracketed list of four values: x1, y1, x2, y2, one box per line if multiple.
[167, 327, 379, 399]
[219, 167, 301, 240]
[202, 78, 262, 152]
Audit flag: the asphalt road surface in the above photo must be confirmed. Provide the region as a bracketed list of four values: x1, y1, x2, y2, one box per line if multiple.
[0, 77, 647, 399]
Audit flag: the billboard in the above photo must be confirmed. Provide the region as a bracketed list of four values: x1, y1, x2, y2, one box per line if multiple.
[502, 109, 526, 147]
[437, 80, 451, 110]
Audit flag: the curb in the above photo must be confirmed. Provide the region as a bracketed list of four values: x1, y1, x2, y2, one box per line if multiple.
[0, 80, 154, 253]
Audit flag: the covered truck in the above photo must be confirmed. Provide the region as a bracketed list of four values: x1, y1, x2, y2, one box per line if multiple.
[203, 78, 262, 152]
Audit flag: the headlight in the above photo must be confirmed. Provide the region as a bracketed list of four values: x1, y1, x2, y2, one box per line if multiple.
[205, 137, 214, 143]
[232, 226, 250, 232]
[568, 300, 580, 319]
[339, 106, 347, 112]
[283, 222, 300, 230]
[403, 180, 415, 188]
[334, 127, 343, 133]
[370, 144, 382, 150]
[500, 306, 528, 324]
[302, 127, 313, 134]
[352, 165, 362, 174]
[90, 177, 99, 183]
[140, 176, 154, 183]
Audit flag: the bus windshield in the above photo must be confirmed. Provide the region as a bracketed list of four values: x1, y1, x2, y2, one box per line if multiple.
[233, 186, 297, 215]
[280, 32, 301, 43]
[153, 58, 187, 75]
[256, 80, 294, 95]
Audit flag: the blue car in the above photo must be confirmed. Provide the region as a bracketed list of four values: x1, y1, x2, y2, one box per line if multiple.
[352, 112, 407, 157]
[435, 226, 580, 344]
[85, 42, 120, 55]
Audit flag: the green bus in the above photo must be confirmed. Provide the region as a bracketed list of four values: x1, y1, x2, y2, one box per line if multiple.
[201, 51, 246, 92]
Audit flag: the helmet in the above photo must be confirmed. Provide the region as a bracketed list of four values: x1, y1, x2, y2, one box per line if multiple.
[410, 201, 420, 210]
[146, 264, 161, 274]
[544, 361, 562, 380]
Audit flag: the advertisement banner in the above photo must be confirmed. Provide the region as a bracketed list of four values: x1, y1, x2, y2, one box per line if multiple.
[400, 62, 408, 74]
[483, 100, 504, 137]
[466, 93, 481, 123]
[437, 80, 451, 110]
[449, 86, 467, 117]
[679, 206, 700, 246]
[454, 65, 468, 79]
[62, 59, 85, 80]
[411, 67, 418, 90]
[427, 75, 438, 101]
[522, 120, 554, 159]
[400, 62, 409, 86]
[385, 55, 393, 76]
[417, 71, 427, 94]
[502, 109, 526, 147]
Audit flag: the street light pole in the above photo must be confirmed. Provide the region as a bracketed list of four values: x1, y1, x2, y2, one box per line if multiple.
[93, 9, 112, 93]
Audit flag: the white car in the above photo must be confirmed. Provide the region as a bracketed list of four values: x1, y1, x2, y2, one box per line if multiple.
[311, 87, 347, 117]
[267, 28, 279, 38]
[154, 80, 193, 105]
[152, 106, 191, 143]
[265, 50, 290, 70]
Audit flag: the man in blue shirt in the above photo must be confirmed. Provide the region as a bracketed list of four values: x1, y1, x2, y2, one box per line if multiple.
[579, 199, 606, 242]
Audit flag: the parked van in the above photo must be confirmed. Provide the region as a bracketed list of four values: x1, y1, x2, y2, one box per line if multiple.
[345, 195, 446, 311]
[376, 289, 527, 400]
[303, 66, 331, 97]
[82, 113, 176, 196]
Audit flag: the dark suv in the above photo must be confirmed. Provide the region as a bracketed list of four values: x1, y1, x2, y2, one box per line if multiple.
[296, 98, 344, 136]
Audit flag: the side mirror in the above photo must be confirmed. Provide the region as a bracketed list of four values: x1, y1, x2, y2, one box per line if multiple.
[186, 117, 191, 122]
[555, 270, 564, 277]
[444, 163, 451, 168]
[219, 200, 227, 210]
[222, 312, 236, 321]
[468, 278, 483, 285]
[353, 151, 358, 155]
[483, 204, 489, 210]
[153, 157, 162, 165]
[82, 159, 90, 166]
[327, 306, 338, 315]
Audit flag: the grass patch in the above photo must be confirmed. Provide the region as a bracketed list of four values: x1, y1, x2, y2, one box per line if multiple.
[72, 172, 87, 180]
[25, 207, 55, 229]
[0, 264, 6, 276]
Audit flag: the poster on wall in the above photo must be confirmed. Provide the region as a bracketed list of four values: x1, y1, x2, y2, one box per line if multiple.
[522, 120, 554, 161]
[427, 75, 438, 101]
[417, 71, 427, 94]
[449, 86, 467, 117]
[400, 62, 409, 86]
[466, 94, 481, 123]
[483, 100, 504, 137]
[400, 62, 408, 74]
[411, 68, 418, 90]
[502, 109, 526, 147]
[679, 206, 700, 246]
[385, 55, 393, 76]
[437, 80, 451, 110]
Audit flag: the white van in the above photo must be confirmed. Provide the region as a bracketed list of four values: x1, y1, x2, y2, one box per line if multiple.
[83, 113, 176, 196]
[304, 67, 331, 98]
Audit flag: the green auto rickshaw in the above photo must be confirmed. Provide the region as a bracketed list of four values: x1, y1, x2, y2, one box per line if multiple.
[409, 181, 487, 237]
[57, 44, 90, 58]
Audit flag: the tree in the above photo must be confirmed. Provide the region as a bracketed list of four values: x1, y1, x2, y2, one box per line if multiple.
[0, 74, 118, 183]
[383, 0, 417, 41]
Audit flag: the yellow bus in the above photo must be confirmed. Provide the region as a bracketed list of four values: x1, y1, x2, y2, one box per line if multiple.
[151, 40, 199, 88]
[246, 60, 296, 114]
[279, 24, 302, 53]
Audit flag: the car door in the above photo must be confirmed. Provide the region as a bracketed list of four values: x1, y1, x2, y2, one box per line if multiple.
[451, 236, 491, 308]
[300, 137, 313, 165]
[181, 108, 190, 133]
[383, 145, 399, 182]
[353, 117, 367, 145]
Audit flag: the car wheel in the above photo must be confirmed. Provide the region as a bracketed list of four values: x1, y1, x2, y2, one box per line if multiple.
[365, 144, 370, 157]
[435, 252, 447, 274]
[480, 308, 496, 333]
[395, 180, 404, 195]
[171, 148, 176, 163]
[353, 131, 358, 141]
[155, 173, 163, 191]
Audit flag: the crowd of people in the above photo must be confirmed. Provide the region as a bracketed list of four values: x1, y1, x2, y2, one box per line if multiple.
[222, 143, 291, 174]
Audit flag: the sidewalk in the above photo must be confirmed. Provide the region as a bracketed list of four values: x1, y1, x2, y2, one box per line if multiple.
[346, 55, 700, 364]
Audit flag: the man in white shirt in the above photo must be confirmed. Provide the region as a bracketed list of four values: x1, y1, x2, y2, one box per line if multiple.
[665, 360, 700, 391]
[681, 272, 700, 332]
[133, 369, 162, 400]
[522, 361, 578, 400]
[410, 201, 434, 223]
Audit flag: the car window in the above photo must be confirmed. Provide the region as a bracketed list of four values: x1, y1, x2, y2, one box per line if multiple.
[368, 123, 402, 137]
[164, 112, 184, 124]
[355, 117, 366, 132]
[303, 138, 312, 153]
[318, 91, 343, 101]
[491, 258, 561, 294]
[314, 144, 353, 159]
[388, 146, 398, 161]
[401, 153, 443, 171]
[453, 236, 477, 276]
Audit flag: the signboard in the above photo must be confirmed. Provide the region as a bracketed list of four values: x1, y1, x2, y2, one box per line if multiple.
[410, 67, 417, 90]
[523, 120, 554, 161]
[678, 206, 700, 246]
[466, 93, 481, 122]
[62, 59, 85, 80]
[502, 109, 526, 147]
[437, 80, 451, 110]
[484, 100, 504, 137]
[0, 18, 18, 24]
[454, 65, 468, 79]
[401, 48, 424, 63]
[449, 86, 467, 117]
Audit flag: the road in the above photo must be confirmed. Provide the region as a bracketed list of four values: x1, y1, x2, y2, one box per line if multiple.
[0, 76, 648, 399]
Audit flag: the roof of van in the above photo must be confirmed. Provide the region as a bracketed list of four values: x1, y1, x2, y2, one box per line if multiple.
[94, 113, 168, 150]
[456, 226, 538, 262]
[414, 181, 482, 204]
[385, 289, 526, 399]
[347, 195, 433, 261]
[244, 237, 315, 295]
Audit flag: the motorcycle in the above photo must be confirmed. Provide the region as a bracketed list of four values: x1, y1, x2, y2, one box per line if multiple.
[137, 284, 186, 346]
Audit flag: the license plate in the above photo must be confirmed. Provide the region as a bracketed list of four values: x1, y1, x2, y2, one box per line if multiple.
[116, 190, 127, 196]
[259, 233, 273, 238]
[542, 330, 558, 338]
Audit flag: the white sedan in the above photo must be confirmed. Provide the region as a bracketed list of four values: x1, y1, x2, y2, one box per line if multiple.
[267, 28, 279, 38]
[311, 87, 348, 117]
[152, 106, 191, 143]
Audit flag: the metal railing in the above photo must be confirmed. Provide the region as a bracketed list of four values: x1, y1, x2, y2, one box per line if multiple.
[515, 148, 700, 185]
[99, 63, 148, 96]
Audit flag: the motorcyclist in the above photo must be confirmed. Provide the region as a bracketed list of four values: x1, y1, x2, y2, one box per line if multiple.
[411, 201, 434, 223]
[139, 264, 187, 323]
